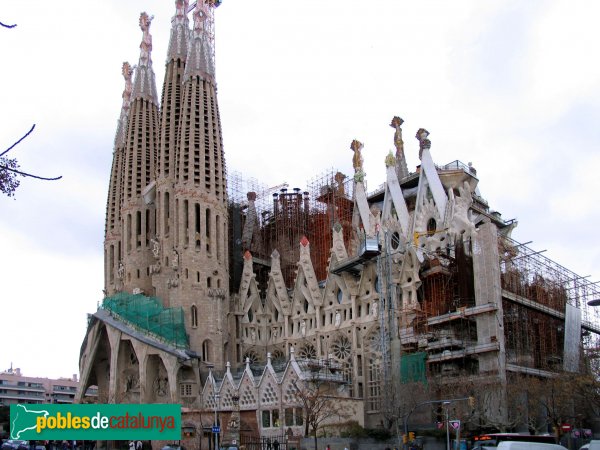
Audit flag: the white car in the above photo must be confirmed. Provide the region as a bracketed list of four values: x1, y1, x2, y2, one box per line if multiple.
[497, 441, 567, 450]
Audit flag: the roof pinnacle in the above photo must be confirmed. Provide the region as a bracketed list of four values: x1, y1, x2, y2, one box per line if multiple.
[115, 62, 134, 146]
[167, 0, 190, 60]
[138, 12, 154, 67]
[131, 12, 159, 104]
[183, 0, 216, 80]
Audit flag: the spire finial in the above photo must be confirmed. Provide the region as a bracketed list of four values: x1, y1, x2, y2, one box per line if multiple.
[391, 116, 410, 179]
[121, 62, 134, 107]
[115, 62, 134, 146]
[193, 2, 207, 37]
[174, 0, 189, 24]
[351, 140, 365, 182]
[390, 116, 405, 157]
[416, 128, 431, 160]
[139, 12, 154, 66]
[385, 150, 396, 168]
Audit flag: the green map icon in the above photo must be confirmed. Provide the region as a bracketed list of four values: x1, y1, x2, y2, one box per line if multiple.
[10, 404, 49, 439]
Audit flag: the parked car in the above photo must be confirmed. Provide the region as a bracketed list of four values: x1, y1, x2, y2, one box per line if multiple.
[160, 446, 185, 450]
[497, 441, 567, 450]
[1, 440, 29, 450]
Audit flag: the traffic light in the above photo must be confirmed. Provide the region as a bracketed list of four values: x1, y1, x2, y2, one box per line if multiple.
[468, 396, 475, 408]
[409, 432, 416, 442]
[436, 406, 444, 422]
[403, 434, 408, 444]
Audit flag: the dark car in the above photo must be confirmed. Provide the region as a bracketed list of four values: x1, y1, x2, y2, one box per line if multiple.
[1, 440, 29, 450]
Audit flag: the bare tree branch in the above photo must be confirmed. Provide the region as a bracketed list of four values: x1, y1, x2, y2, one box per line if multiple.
[1, 124, 36, 157]
[0, 124, 62, 197]
[0, 164, 62, 181]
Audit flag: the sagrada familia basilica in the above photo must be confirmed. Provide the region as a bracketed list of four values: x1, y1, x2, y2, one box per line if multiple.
[77, 1, 600, 448]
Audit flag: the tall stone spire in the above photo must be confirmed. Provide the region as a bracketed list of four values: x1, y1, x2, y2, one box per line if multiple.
[119, 12, 161, 296]
[157, 0, 229, 367]
[104, 63, 134, 295]
[158, 0, 190, 180]
[153, 0, 192, 307]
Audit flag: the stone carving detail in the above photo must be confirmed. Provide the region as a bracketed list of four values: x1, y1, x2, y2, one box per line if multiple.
[448, 181, 476, 238]
[125, 371, 140, 392]
[332, 335, 352, 360]
[167, 276, 179, 288]
[117, 262, 124, 279]
[171, 248, 179, 270]
[151, 237, 160, 259]
[150, 260, 161, 274]
[153, 376, 168, 397]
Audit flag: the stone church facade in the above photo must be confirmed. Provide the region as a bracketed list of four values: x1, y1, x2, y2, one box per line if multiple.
[77, 0, 600, 446]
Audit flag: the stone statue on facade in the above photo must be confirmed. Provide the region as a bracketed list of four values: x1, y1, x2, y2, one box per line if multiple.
[151, 237, 160, 259]
[171, 247, 179, 270]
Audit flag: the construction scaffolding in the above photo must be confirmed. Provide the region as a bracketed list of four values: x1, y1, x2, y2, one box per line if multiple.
[228, 169, 355, 291]
[101, 292, 189, 348]
[395, 231, 600, 382]
[499, 235, 600, 371]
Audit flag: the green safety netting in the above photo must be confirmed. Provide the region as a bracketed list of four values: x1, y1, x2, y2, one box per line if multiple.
[101, 292, 189, 349]
[400, 352, 427, 384]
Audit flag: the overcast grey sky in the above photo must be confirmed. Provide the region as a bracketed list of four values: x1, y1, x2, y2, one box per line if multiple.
[1, 0, 599, 379]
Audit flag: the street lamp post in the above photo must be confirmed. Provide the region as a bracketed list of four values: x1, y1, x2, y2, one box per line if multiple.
[403, 397, 473, 450]
[444, 401, 451, 450]
[214, 393, 220, 450]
